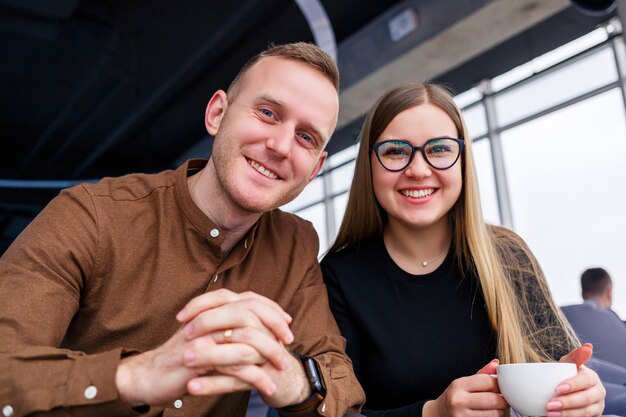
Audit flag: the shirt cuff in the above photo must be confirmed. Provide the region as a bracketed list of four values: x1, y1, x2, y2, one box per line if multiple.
[9, 348, 149, 417]
[65, 347, 147, 416]
[278, 353, 364, 417]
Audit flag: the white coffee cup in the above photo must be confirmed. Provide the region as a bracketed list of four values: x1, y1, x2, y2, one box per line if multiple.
[496, 362, 577, 416]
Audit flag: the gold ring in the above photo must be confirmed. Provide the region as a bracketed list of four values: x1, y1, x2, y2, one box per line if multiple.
[223, 328, 233, 343]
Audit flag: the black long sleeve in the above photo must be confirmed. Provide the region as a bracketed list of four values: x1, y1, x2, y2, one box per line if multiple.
[321, 237, 497, 417]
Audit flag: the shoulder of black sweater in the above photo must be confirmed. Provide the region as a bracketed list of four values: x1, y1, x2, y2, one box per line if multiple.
[321, 235, 382, 265]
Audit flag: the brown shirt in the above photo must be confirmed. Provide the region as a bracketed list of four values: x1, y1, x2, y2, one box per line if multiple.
[0, 159, 364, 417]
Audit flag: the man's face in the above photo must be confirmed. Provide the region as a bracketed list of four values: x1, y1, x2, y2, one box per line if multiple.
[206, 56, 338, 214]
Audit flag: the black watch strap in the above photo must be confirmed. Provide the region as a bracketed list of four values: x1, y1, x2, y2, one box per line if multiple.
[281, 355, 327, 412]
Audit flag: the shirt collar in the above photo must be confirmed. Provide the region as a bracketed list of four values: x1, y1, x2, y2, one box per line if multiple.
[583, 299, 601, 308]
[174, 159, 260, 263]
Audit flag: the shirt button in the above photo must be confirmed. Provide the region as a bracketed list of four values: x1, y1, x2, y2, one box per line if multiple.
[210, 228, 219, 238]
[2, 405, 13, 417]
[174, 399, 183, 409]
[84, 385, 98, 400]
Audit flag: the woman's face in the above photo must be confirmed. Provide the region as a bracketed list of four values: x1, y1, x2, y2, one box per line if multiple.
[371, 103, 463, 232]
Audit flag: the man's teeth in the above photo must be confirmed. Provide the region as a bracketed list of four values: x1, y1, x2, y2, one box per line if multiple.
[401, 189, 435, 198]
[249, 160, 278, 179]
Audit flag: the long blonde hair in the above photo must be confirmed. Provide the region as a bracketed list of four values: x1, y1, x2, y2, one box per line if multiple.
[327, 83, 578, 363]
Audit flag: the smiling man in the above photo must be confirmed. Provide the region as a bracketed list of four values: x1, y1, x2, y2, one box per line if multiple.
[0, 43, 365, 417]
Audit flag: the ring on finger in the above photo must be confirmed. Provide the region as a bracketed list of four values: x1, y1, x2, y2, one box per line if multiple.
[223, 328, 233, 344]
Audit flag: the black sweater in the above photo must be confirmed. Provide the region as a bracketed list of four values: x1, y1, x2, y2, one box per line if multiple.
[321, 237, 497, 417]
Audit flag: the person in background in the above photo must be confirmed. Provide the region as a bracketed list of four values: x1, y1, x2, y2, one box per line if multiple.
[0, 42, 364, 417]
[562, 268, 626, 368]
[321, 83, 607, 417]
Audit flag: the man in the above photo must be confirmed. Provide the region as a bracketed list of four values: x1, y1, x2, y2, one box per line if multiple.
[562, 267, 626, 368]
[0, 43, 365, 417]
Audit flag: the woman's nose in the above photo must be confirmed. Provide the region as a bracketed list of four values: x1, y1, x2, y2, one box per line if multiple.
[403, 151, 432, 178]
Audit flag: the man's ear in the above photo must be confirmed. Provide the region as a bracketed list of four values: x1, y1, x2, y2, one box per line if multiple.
[205, 90, 228, 136]
[308, 151, 327, 182]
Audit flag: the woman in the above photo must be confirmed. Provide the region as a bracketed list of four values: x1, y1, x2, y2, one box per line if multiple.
[321, 83, 605, 417]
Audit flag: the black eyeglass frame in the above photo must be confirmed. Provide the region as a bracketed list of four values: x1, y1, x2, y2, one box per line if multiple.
[371, 137, 465, 172]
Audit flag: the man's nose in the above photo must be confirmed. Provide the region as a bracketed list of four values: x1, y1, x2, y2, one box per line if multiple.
[265, 125, 294, 158]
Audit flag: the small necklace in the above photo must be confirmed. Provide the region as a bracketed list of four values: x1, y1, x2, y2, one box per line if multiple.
[419, 246, 449, 268]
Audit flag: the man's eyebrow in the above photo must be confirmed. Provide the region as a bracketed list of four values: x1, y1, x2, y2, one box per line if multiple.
[256, 94, 327, 146]
[256, 94, 284, 109]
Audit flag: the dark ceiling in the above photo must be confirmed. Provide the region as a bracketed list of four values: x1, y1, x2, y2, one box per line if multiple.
[0, 0, 614, 253]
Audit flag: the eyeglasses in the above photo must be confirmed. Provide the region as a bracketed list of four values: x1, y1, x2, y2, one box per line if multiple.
[371, 137, 464, 172]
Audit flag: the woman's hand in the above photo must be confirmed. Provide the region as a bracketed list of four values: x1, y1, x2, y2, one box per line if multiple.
[423, 359, 508, 417]
[547, 343, 606, 417]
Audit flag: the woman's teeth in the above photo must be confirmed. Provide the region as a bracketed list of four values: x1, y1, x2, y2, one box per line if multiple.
[400, 189, 434, 198]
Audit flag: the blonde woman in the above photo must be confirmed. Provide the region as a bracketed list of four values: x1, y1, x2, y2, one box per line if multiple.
[321, 83, 606, 417]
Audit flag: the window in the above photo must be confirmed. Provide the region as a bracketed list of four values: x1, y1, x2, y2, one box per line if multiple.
[501, 88, 626, 311]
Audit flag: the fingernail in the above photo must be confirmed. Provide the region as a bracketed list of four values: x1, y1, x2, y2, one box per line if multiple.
[189, 380, 202, 393]
[555, 383, 570, 394]
[547, 401, 562, 411]
[183, 350, 196, 365]
[269, 382, 277, 395]
[184, 323, 194, 338]
[285, 331, 294, 344]
[285, 313, 293, 322]
[176, 309, 187, 321]
[492, 359, 500, 364]
[547, 412, 561, 417]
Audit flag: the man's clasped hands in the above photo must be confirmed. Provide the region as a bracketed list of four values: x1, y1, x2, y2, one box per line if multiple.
[115, 289, 310, 409]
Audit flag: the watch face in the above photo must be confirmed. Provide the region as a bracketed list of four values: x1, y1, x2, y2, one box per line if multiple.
[280, 355, 327, 412]
[303, 355, 327, 395]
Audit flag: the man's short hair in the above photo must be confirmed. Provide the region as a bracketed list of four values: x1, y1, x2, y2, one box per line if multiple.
[226, 42, 339, 102]
[581, 267, 612, 298]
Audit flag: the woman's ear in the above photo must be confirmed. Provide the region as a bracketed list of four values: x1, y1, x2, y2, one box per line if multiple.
[205, 90, 228, 136]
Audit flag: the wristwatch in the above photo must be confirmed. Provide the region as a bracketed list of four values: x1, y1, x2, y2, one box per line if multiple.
[281, 354, 327, 412]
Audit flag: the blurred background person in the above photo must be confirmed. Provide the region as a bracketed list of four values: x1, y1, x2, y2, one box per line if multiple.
[562, 267, 626, 368]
